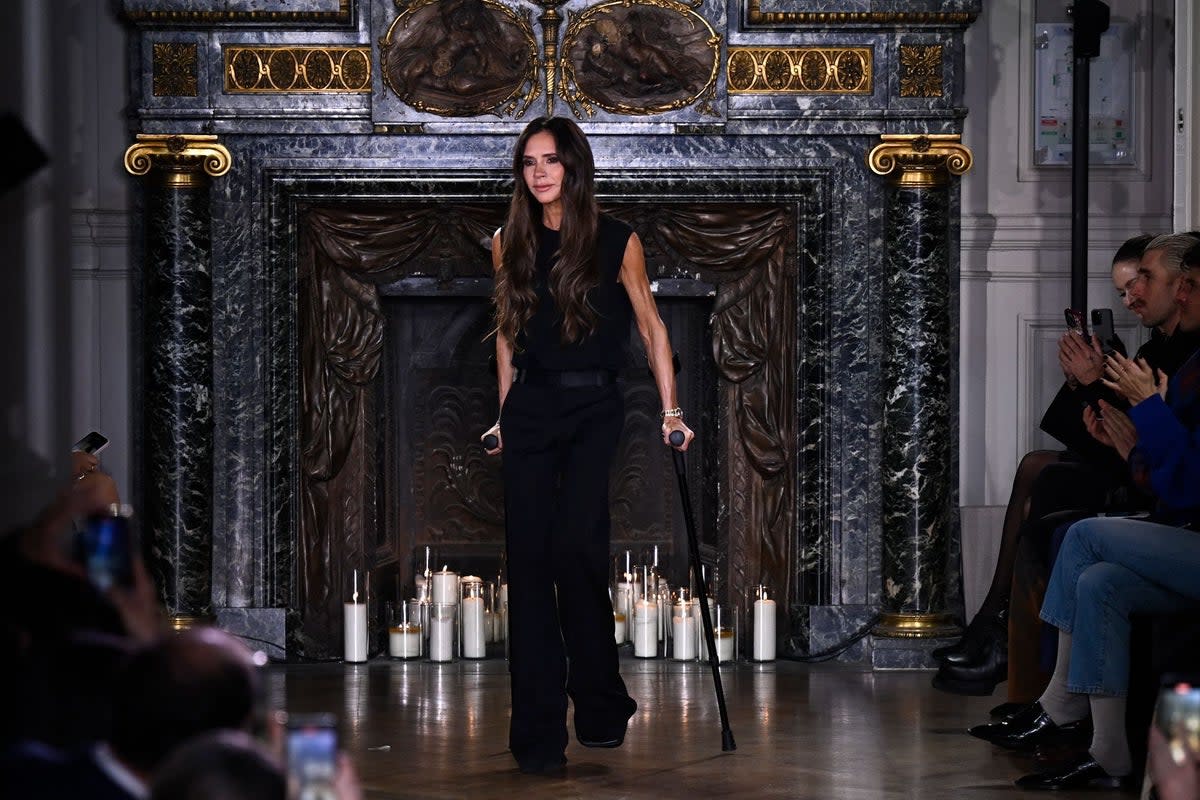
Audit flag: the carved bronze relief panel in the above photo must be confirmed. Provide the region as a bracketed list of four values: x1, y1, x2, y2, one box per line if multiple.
[560, 0, 721, 117]
[379, 0, 540, 117]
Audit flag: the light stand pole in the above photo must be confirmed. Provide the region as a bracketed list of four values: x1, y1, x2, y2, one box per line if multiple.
[1069, 0, 1110, 312]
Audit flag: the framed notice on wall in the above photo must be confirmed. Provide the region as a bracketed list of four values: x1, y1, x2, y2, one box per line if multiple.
[1033, 23, 1134, 166]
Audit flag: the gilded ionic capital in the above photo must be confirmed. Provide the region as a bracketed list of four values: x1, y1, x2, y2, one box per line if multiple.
[867, 134, 972, 189]
[124, 134, 232, 188]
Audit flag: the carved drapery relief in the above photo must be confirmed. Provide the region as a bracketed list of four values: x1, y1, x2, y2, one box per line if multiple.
[298, 203, 795, 654]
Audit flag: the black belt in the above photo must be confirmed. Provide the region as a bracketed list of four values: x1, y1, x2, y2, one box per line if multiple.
[514, 368, 617, 387]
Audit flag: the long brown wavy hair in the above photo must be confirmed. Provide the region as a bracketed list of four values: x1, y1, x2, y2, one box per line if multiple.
[493, 116, 600, 346]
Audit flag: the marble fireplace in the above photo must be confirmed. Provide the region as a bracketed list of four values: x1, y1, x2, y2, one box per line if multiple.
[120, 0, 980, 663]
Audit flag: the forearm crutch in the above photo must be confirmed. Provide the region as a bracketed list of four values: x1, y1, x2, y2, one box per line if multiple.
[668, 429, 736, 752]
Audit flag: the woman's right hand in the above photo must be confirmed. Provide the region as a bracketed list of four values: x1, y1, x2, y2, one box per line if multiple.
[482, 422, 503, 456]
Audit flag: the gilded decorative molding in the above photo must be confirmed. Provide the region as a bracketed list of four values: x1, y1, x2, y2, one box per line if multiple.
[727, 47, 871, 95]
[124, 0, 351, 25]
[867, 134, 972, 189]
[559, 0, 721, 118]
[379, 0, 540, 118]
[124, 134, 232, 189]
[532, 0, 569, 116]
[225, 46, 371, 93]
[743, 1, 976, 27]
[153, 42, 198, 97]
[872, 612, 960, 639]
[899, 44, 943, 98]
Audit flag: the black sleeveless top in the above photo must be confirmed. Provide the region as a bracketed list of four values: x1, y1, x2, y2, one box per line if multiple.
[511, 214, 634, 372]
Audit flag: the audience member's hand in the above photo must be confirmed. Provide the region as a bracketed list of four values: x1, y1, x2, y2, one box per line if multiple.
[1083, 405, 1113, 449]
[1097, 400, 1138, 460]
[1148, 725, 1199, 800]
[20, 469, 120, 575]
[70, 451, 99, 481]
[1059, 332, 1104, 387]
[1103, 352, 1160, 404]
[334, 753, 365, 800]
[107, 556, 166, 642]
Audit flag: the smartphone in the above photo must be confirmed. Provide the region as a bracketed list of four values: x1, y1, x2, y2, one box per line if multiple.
[72, 431, 109, 455]
[76, 504, 135, 591]
[285, 712, 339, 800]
[1064, 308, 1088, 337]
[1156, 677, 1200, 751]
[1090, 308, 1117, 355]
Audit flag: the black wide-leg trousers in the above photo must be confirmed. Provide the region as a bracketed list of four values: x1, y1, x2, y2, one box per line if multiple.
[500, 381, 636, 760]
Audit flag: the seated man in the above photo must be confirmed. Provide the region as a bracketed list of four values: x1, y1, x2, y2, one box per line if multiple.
[972, 241, 1200, 789]
[933, 233, 1200, 697]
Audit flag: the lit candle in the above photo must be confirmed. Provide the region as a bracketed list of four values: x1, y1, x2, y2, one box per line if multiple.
[615, 579, 633, 643]
[613, 611, 627, 644]
[344, 569, 367, 663]
[672, 604, 697, 661]
[633, 598, 658, 658]
[460, 576, 486, 659]
[498, 582, 508, 642]
[753, 586, 776, 662]
[715, 627, 735, 662]
[432, 567, 459, 606]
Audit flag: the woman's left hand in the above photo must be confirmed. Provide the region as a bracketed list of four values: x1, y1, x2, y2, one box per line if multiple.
[1097, 400, 1139, 461]
[1103, 352, 1159, 404]
[662, 416, 694, 451]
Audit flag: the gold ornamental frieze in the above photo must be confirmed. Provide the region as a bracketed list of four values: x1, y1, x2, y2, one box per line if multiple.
[743, 1, 977, 27]
[124, 0, 351, 25]
[124, 134, 232, 189]
[726, 47, 871, 95]
[224, 46, 372, 93]
[153, 42, 199, 97]
[380, 0, 540, 118]
[559, 0, 722, 118]
[868, 134, 972, 189]
[898, 44, 943, 98]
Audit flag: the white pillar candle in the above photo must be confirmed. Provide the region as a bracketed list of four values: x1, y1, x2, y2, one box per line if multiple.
[753, 597, 777, 661]
[432, 569, 459, 606]
[716, 627, 735, 663]
[388, 624, 422, 659]
[343, 602, 368, 663]
[672, 611, 697, 661]
[461, 596, 486, 659]
[429, 605, 455, 662]
[613, 611, 627, 644]
[615, 582, 632, 643]
[483, 609, 495, 643]
[633, 599, 658, 658]
[498, 583, 508, 642]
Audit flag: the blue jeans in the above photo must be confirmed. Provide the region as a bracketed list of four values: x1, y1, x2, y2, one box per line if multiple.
[1040, 517, 1200, 696]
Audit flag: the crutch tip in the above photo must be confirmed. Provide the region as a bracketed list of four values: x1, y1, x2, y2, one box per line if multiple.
[721, 730, 737, 752]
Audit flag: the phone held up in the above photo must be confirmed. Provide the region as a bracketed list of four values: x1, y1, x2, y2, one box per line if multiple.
[1064, 308, 1088, 337]
[75, 503, 136, 592]
[285, 712, 339, 800]
[72, 430, 109, 456]
[1090, 308, 1118, 356]
[1155, 676, 1200, 752]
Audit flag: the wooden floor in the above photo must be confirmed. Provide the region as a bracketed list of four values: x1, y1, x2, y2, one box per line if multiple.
[272, 656, 1135, 799]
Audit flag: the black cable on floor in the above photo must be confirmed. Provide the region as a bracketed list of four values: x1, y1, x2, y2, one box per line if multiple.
[781, 613, 882, 663]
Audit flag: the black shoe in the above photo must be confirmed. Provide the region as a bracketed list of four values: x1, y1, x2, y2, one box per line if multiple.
[576, 698, 637, 748]
[968, 701, 1043, 743]
[987, 705, 1089, 752]
[989, 701, 1027, 719]
[931, 632, 1009, 696]
[935, 607, 1008, 666]
[515, 752, 567, 775]
[1014, 754, 1130, 790]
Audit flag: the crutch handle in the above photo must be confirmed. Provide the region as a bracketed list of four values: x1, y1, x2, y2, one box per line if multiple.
[668, 430, 685, 447]
[482, 433, 499, 450]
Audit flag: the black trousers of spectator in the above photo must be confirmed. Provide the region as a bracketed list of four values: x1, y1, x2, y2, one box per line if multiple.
[500, 381, 636, 761]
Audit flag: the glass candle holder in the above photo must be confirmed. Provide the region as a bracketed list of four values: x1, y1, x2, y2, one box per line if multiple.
[749, 583, 777, 662]
[671, 589, 697, 661]
[483, 580, 496, 645]
[712, 602, 737, 663]
[632, 566, 659, 658]
[428, 602, 458, 663]
[612, 550, 635, 644]
[387, 600, 422, 660]
[432, 567, 459, 606]
[460, 576, 487, 659]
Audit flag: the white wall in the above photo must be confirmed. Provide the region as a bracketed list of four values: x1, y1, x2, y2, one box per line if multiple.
[959, 0, 1176, 506]
[0, 2, 131, 528]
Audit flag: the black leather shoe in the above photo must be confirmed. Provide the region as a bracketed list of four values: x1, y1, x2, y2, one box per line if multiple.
[931, 631, 1009, 696]
[576, 696, 636, 749]
[968, 701, 1042, 743]
[987, 706, 1089, 752]
[989, 701, 1026, 719]
[932, 606, 1008, 664]
[1014, 754, 1130, 790]
[515, 752, 567, 775]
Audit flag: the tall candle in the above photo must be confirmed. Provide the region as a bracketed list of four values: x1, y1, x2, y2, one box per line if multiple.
[715, 627, 735, 662]
[633, 599, 658, 658]
[483, 609, 495, 643]
[615, 581, 633, 643]
[753, 594, 777, 662]
[613, 611, 627, 644]
[429, 604, 455, 662]
[672, 609, 697, 661]
[498, 582, 508, 642]
[432, 568, 459, 605]
[344, 602, 367, 663]
[389, 624, 421, 659]
[461, 596, 486, 658]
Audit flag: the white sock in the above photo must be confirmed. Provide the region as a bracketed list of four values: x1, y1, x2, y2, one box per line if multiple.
[1037, 632, 1089, 725]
